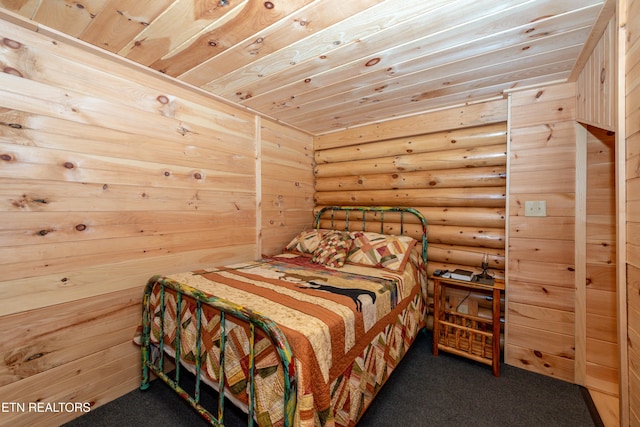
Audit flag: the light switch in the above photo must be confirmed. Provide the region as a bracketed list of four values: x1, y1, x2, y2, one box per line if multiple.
[524, 200, 546, 217]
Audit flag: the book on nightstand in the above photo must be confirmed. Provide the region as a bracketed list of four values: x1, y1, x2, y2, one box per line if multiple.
[450, 269, 474, 281]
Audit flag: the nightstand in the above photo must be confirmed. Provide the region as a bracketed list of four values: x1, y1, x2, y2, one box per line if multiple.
[432, 275, 504, 376]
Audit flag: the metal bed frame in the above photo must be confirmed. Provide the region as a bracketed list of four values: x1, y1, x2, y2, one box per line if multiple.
[139, 206, 428, 427]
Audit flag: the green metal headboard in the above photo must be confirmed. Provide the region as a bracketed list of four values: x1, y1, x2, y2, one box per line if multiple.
[314, 205, 428, 267]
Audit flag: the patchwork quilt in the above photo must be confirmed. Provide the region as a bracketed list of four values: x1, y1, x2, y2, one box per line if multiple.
[137, 250, 427, 427]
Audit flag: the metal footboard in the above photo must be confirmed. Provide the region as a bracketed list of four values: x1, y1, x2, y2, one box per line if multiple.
[139, 276, 297, 427]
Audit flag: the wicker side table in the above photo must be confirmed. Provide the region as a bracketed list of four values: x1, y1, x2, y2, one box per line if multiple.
[432, 276, 504, 377]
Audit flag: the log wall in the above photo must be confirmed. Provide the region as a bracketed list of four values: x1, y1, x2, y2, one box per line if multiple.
[314, 99, 508, 322]
[0, 17, 313, 427]
[507, 83, 577, 383]
[625, 0, 640, 423]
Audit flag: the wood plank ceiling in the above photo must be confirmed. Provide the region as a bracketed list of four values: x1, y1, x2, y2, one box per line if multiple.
[0, 0, 609, 136]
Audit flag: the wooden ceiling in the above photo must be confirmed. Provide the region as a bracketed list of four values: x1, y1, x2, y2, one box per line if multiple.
[0, 0, 611, 136]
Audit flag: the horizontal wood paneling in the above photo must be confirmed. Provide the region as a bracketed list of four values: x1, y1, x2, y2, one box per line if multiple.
[508, 302, 574, 335]
[260, 118, 315, 256]
[0, 245, 254, 318]
[0, 17, 314, 426]
[507, 323, 575, 379]
[0, 337, 141, 427]
[0, 288, 140, 387]
[508, 280, 575, 311]
[584, 123, 617, 395]
[507, 83, 577, 383]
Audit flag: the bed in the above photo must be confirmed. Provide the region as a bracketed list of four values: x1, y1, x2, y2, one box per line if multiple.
[136, 206, 428, 427]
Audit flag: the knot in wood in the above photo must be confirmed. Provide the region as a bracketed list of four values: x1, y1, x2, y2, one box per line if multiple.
[27, 352, 45, 361]
[365, 58, 380, 67]
[2, 38, 21, 49]
[3, 67, 23, 77]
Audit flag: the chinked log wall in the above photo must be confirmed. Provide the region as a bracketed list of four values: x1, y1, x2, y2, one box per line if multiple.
[314, 99, 508, 323]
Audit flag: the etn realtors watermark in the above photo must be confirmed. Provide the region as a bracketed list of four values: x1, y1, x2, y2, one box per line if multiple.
[1, 401, 91, 413]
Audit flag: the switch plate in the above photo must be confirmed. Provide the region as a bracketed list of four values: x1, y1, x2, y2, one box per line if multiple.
[524, 200, 546, 217]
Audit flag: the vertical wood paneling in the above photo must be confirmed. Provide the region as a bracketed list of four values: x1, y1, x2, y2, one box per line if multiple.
[576, 15, 616, 131]
[625, 0, 640, 424]
[507, 83, 577, 383]
[0, 17, 314, 426]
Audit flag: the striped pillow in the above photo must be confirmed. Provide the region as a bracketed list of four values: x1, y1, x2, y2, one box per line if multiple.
[284, 229, 327, 256]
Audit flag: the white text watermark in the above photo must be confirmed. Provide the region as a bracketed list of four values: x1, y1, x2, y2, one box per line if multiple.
[1, 402, 91, 413]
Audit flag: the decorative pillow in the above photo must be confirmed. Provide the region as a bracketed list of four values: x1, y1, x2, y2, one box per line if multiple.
[284, 229, 327, 256]
[311, 230, 352, 268]
[346, 231, 417, 272]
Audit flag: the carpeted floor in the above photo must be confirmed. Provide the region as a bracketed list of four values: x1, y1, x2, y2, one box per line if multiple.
[64, 331, 599, 427]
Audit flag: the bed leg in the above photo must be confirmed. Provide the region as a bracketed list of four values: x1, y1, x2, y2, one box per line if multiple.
[140, 280, 154, 392]
[140, 346, 151, 391]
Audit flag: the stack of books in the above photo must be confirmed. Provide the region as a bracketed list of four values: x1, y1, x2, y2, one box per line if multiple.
[450, 269, 474, 281]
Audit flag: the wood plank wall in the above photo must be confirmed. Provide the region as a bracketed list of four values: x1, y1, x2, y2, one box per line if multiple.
[507, 83, 578, 383]
[260, 119, 315, 256]
[0, 17, 313, 427]
[576, 16, 616, 132]
[314, 100, 508, 324]
[625, 0, 640, 423]
[574, 10, 621, 415]
[585, 126, 618, 395]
